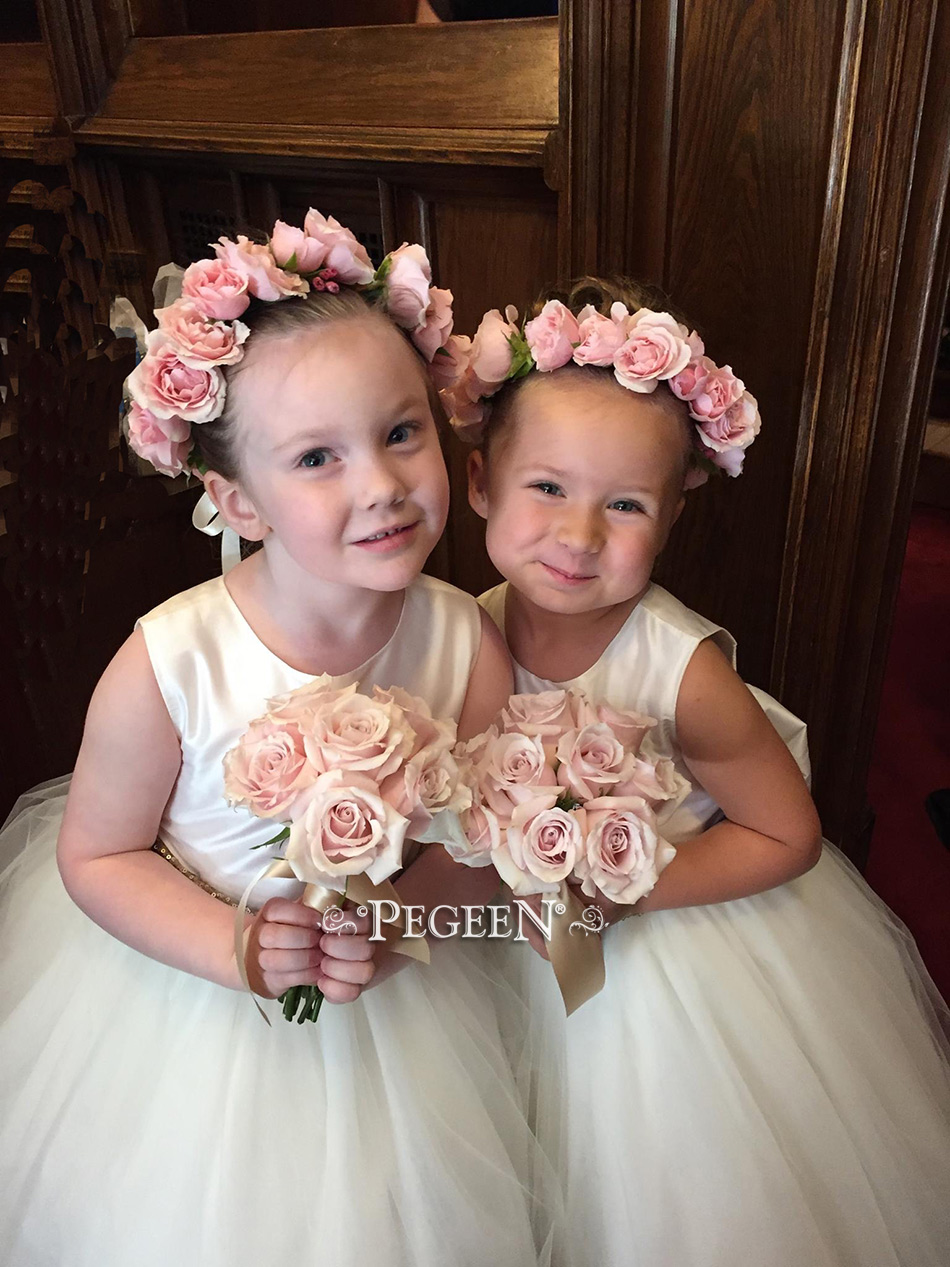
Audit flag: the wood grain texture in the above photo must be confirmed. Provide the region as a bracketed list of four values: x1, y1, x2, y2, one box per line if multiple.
[779, 0, 950, 849]
[0, 43, 57, 123]
[82, 19, 558, 143]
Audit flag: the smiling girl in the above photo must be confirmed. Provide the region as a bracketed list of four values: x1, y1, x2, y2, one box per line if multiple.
[0, 222, 553, 1267]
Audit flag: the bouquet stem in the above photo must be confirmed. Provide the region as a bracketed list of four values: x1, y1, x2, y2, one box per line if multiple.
[280, 984, 324, 1023]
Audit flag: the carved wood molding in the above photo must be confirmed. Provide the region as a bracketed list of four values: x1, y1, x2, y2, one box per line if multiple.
[558, 0, 678, 277]
[0, 44, 58, 151]
[35, 0, 127, 120]
[67, 19, 557, 166]
[773, 0, 950, 849]
[76, 120, 552, 167]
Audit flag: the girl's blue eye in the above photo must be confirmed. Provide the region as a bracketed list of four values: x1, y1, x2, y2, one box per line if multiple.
[387, 423, 416, 445]
[300, 449, 331, 468]
[610, 499, 645, 514]
[533, 481, 563, 497]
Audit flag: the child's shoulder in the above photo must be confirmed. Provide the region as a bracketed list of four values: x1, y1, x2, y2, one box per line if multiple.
[637, 584, 736, 664]
[136, 576, 227, 633]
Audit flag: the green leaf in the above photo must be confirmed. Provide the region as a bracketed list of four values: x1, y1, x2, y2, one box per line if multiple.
[555, 792, 584, 812]
[187, 446, 208, 476]
[505, 330, 535, 382]
[374, 255, 394, 283]
[250, 825, 290, 850]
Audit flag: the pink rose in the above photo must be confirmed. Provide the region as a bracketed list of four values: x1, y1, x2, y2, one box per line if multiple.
[223, 717, 316, 821]
[572, 309, 628, 367]
[181, 258, 250, 321]
[615, 756, 687, 807]
[493, 793, 585, 896]
[670, 358, 709, 403]
[480, 731, 558, 819]
[128, 332, 226, 423]
[213, 235, 309, 301]
[265, 678, 357, 729]
[576, 796, 675, 904]
[412, 286, 454, 362]
[441, 383, 489, 442]
[468, 307, 519, 393]
[447, 803, 500, 867]
[303, 209, 374, 285]
[430, 334, 471, 391]
[269, 219, 328, 274]
[156, 299, 249, 368]
[687, 360, 744, 422]
[286, 770, 409, 892]
[126, 402, 192, 477]
[706, 443, 747, 477]
[555, 723, 633, 800]
[613, 309, 692, 393]
[302, 694, 413, 783]
[694, 389, 761, 456]
[571, 700, 656, 754]
[500, 690, 578, 739]
[372, 685, 456, 758]
[524, 299, 580, 372]
[384, 243, 432, 332]
[455, 723, 499, 771]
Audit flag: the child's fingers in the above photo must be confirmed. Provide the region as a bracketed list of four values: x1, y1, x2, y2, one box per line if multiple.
[317, 975, 364, 1005]
[320, 932, 375, 961]
[257, 897, 323, 928]
[320, 954, 376, 987]
[256, 945, 323, 975]
[256, 921, 322, 951]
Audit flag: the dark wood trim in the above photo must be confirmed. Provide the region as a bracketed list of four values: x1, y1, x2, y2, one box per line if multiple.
[772, 0, 950, 850]
[75, 120, 552, 167]
[35, 0, 127, 119]
[0, 44, 57, 124]
[78, 20, 557, 154]
[557, 0, 679, 279]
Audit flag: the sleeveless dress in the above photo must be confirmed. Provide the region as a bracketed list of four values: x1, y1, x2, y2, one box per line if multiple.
[481, 579, 950, 1267]
[0, 575, 554, 1267]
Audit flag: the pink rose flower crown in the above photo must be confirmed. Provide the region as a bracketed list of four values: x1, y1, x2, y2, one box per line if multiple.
[124, 212, 455, 479]
[438, 295, 761, 483]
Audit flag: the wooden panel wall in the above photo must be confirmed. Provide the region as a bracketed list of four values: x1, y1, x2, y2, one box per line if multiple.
[558, 0, 950, 855]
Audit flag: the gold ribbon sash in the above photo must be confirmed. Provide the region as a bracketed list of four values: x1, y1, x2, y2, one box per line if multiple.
[544, 880, 607, 1016]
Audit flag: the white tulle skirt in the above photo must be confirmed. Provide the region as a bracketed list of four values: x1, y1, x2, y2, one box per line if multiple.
[497, 844, 950, 1267]
[0, 779, 558, 1267]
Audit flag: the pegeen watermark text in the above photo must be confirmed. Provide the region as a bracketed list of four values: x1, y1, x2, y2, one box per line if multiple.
[324, 899, 570, 942]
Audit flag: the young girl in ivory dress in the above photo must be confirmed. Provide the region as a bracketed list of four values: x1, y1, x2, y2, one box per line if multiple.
[440, 277, 950, 1266]
[0, 218, 555, 1267]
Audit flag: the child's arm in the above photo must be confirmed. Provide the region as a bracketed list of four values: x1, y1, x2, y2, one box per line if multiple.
[57, 630, 371, 1001]
[634, 637, 822, 914]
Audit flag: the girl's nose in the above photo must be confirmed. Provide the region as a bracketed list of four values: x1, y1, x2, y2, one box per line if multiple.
[556, 505, 603, 554]
[358, 457, 408, 510]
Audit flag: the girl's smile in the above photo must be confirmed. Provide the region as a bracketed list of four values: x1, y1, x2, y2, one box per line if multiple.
[469, 373, 687, 621]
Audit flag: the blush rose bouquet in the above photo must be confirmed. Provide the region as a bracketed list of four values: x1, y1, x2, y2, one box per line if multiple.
[224, 677, 470, 1022]
[451, 688, 682, 916]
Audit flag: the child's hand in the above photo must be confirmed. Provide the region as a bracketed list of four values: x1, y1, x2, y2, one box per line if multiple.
[316, 906, 379, 1004]
[243, 898, 324, 1000]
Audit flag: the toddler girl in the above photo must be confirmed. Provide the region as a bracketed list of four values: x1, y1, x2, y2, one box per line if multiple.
[445, 277, 950, 1266]
[0, 219, 553, 1267]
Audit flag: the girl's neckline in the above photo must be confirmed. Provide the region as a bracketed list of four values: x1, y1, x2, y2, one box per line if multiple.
[502, 582, 652, 688]
[217, 574, 409, 682]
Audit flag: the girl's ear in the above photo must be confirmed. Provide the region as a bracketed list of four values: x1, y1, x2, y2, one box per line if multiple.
[467, 449, 489, 520]
[202, 470, 269, 542]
